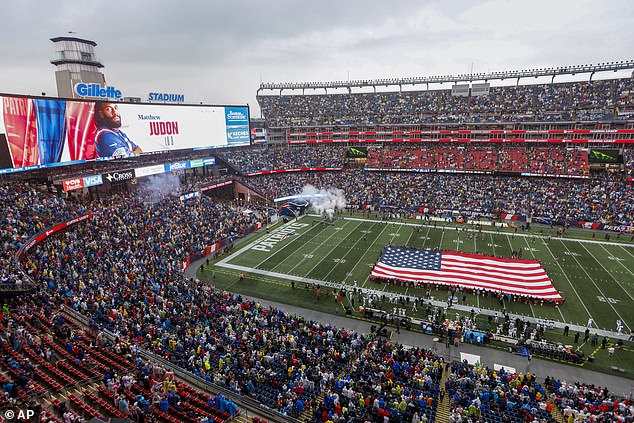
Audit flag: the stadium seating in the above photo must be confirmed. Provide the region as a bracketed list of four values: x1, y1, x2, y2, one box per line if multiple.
[258, 78, 634, 126]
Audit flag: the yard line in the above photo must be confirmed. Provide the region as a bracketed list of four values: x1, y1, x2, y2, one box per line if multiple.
[504, 232, 514, 257]
[417, 225, 432, 249]
[541, 238, 593, 325]
[522, 236, 565, 322]
[558, 240, 628, 330]
[504, 234, 535, 318]
[617, 245, 634, 276]
[285, 220, 354, 275]
[621, 245, 634, 259]
[404, 226, 415, 247]
[361, 222, 404, 288]
[322, 222, 379, 283]
[341, 222, 390, 290]
[581, 243, 634, 304]
[489, 233, 497, 257]
[300, 221, 365, 278]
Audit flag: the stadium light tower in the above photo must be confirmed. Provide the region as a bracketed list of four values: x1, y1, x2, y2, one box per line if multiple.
[50, 34, 105, 98]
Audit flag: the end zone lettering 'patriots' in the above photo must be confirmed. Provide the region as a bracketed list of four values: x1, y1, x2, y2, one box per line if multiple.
[371, 246, 562, 301]
[251, 222, 309, 252]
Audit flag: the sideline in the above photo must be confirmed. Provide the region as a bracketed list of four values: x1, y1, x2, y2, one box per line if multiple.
[186, 259, 634, 396]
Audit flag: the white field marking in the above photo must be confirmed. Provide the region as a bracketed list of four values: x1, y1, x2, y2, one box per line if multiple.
[621, 245, 634, 259]
[541, 238, 593, 324]
[489, 233, 497, 257]
[361, 222, 403, 288]
[405, 226, 415, 248]
[219, 217, 307, 266]
[343, 223, 392, 290]
[606, 245, 634, 280]
[327, 215, 634, 249]
[557, 240, 629, 331]
[581, 243, 634, 304]
[213, 258, 630, 340]
[522, 236, 565, 322]
[285, 220, 355, 275]
[322, 222, 379, 283]
[300, 221, 365, 279]
[420, 226, 432, 248]
[505, 234, 535, 318]
[253, 222, 324, 270]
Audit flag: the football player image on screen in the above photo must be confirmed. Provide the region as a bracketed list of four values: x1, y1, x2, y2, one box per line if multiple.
[94, 102, 142, 157]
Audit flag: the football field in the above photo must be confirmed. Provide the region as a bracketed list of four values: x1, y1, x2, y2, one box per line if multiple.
[216, 215, 634, 333]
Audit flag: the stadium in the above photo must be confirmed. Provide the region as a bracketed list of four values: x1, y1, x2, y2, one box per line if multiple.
[2, 24, 634, 423]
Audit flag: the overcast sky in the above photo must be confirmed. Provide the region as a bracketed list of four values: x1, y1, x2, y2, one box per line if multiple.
[0, 0, 632, 116]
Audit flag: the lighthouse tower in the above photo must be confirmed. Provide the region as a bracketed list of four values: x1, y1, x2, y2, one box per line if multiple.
[50, 35, 105, 98]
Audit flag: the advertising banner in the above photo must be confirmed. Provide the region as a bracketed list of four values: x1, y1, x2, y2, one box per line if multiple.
[134, 164, 165, 178]
[103, 169, 135, 183]
[224, 107, 250, 145]
[245, 167, 343, 177]
[0, 94, 250, 172]
[62, 177, 84, 192]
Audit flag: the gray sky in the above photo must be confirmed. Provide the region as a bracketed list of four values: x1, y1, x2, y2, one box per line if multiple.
[0, 0, 632, 116]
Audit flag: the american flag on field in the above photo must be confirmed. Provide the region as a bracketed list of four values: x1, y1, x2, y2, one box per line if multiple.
[371, 247, 563, 302]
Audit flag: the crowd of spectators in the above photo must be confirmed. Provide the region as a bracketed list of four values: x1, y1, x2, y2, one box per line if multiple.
[0, 170, 632, 421]
[310, 340, 442, 423]
[244, 170, 634, 225]
[2, 187, 359, 417]
[217, 146, 347, 174]
[1, 184, 83, 289]
[365, 145, 589, 176]
[625, 149, 634, 178]
[445, 363, 554, 423]
[545, 377, 634, 422]
[258, 78, 634, 126]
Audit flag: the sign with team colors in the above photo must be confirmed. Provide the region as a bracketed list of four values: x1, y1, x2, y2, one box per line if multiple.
[0, 94, 250, 172]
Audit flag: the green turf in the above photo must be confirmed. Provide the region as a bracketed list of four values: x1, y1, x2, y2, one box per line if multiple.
[200, 214, 634, 378]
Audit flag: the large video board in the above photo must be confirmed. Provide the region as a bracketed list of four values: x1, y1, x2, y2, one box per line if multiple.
[0, 94, 250, 172]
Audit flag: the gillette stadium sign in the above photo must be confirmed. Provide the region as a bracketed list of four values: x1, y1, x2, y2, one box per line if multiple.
[74, 83, 122, 99]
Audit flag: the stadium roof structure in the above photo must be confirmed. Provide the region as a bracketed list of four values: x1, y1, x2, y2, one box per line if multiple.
[258, 60, 634, 94]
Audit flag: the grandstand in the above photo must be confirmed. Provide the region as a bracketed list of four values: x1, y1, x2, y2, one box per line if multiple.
[1, 61, 634, 423]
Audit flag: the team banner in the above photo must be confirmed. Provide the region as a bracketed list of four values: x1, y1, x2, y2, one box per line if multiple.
[0, 94, 250, 172]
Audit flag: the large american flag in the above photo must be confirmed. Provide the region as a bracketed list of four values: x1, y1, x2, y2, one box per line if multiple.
[371, 247, 563, 302]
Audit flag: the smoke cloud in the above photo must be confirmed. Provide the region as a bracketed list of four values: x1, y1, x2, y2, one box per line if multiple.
[300, 184, 347, 218]
[137, 172, 182, 203]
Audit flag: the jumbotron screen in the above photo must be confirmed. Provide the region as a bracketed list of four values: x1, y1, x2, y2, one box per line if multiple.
[0, 94, 250, 172]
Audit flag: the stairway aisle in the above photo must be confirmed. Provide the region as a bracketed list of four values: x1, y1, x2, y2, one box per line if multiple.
[434, 363, 451, 423]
